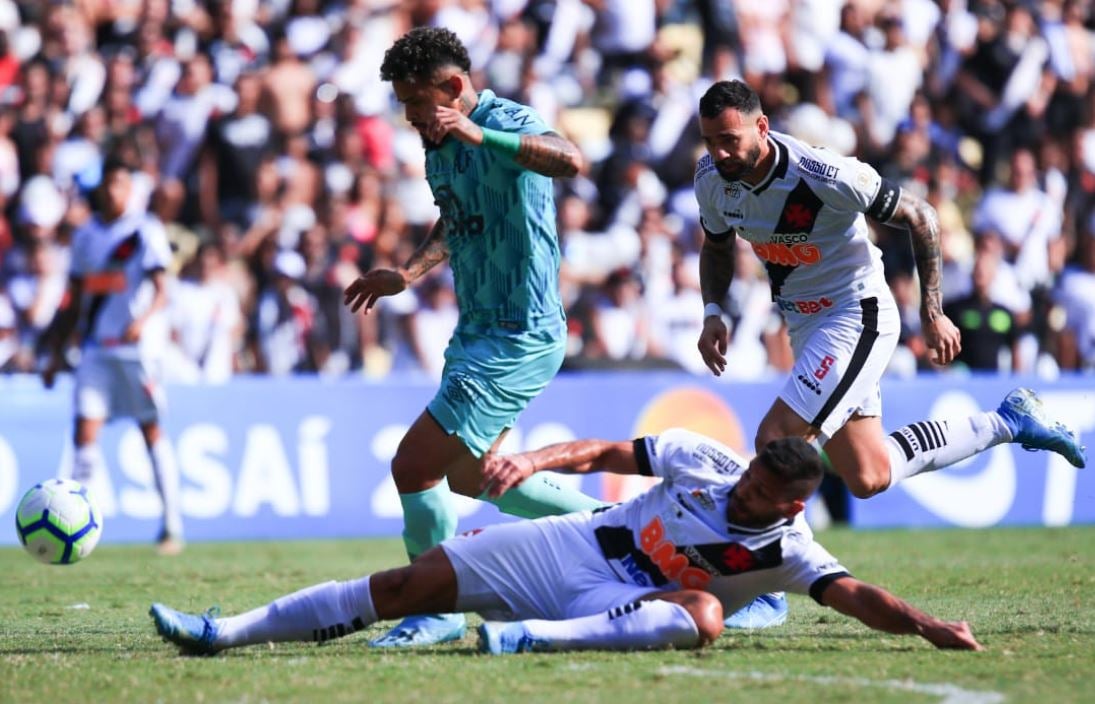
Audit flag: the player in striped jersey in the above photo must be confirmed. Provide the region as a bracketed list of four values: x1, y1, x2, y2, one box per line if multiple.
[692, 80, 1086, 504]
[41, 157, 184, 555]
[150, 431, 982, 655]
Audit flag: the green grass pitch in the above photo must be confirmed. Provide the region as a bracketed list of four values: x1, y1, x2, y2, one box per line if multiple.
[1, 526, 1092, 704]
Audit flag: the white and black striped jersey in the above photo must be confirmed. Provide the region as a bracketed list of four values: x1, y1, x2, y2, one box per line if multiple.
[695, 130, 900, 304]
[69, 212, 172, 359]
[588, 429, 850, 616]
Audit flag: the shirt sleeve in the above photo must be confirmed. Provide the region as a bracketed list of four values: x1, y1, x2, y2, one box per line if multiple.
[483, 101, 551, 137]
[777, 531, 852, 603]
[808, 150, 900, 222]
[694, 157, 734, 239]
[140, 217, 173, 272]
[636, 429, 746, 483]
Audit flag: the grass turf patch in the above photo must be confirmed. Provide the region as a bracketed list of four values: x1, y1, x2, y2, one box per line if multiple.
[1, 526, 1091, 703]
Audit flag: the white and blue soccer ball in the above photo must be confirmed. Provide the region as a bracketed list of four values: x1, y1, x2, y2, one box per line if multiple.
[15, 479, 103, 565]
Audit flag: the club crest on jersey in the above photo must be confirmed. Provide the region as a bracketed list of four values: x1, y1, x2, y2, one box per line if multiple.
[721, 543, 756, 572]
[724, 183, 742, 198]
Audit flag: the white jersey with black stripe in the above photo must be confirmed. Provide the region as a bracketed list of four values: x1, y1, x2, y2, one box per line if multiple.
[588, 428, 849, 616]
[69, 212, 172, 360]
[695, 130, 900, 308]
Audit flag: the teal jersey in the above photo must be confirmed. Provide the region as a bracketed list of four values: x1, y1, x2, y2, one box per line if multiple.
[425, 90, 564, 335]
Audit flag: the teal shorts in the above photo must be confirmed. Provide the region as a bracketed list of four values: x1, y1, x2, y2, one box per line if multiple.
[427, 327, 565, 457]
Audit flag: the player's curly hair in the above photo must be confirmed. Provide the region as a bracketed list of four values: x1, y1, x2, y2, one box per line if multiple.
[380, 27, 471, 83]
[699, 80, 761, 119]
[756, 438, 825, 496]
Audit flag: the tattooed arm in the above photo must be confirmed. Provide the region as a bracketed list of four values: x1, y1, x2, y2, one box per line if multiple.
[400, 218, 450, 284]
[514, 132, 583, 178]
[344, 219, 450, 315]
[886, 191, 962, 364]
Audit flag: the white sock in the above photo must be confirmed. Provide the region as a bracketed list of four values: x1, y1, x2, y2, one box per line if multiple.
[519, 599, 699, 652]
[216, 576, 377, 649]
[73, 444, 106, 484]
[149, 439, 183, 538]
[887, 411, 1012, 487]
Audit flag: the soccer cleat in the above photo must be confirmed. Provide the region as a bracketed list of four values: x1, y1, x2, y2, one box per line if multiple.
[149, 603, 222, 655]
[368, 613, 466, 648]
[477, 621, 547, 654]
[997, 388, 1087, 469]
[723, 592, 788, 630]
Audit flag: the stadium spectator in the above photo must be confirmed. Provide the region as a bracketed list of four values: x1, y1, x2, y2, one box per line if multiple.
[0, 0, 1089, 380]
[166, 241, 243, 384]
[944, 240, 1023, 372]
[149, 433, 984, 655]
[1054, 227, 1095, 372]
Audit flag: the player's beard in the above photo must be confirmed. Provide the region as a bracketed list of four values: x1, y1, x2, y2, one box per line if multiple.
[715, 140, 762, 182]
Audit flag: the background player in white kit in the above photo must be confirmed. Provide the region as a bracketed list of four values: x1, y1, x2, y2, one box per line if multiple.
[693, 80, 1086, 502]
[150, 431, 982, 655]
[41, 157, 184, 555]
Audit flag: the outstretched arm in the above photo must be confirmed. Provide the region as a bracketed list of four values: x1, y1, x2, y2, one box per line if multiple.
[343, 219, 450, 314]
[820, 576, 983, 650]
[697, 232, 736, 376]
[480, 439, 638, 497]
[885, 191, 962, 364]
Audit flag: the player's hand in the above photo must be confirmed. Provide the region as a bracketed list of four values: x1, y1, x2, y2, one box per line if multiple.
[343, 269, 407, 314]
[697, 315, 729, 376]
[922, 312, 962, 366]
[924, 620, 983, 651]
[480, 453, 536, 498]
[424, 105, 483, 146]
[121, 320, 143, 343]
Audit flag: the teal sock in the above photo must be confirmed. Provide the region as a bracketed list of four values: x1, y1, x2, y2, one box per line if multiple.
[399, 480, 458, 560]
[484, 473, 608, 519]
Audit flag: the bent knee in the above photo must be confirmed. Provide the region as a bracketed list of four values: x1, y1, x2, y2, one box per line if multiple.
[676, 591, 724, 646]
[390, 450, 435, 493]
[842, 470, 890, 498]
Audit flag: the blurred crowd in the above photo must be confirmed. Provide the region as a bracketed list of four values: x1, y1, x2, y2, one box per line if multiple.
[1, 0, 1094, 383]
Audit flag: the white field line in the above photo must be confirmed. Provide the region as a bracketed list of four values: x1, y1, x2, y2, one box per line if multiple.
[650, 666, 1006, 704]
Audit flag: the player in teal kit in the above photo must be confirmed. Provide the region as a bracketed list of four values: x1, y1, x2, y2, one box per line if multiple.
[343, 27, 604, 647]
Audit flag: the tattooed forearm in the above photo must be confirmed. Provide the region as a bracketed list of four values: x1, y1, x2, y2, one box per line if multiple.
[699, 233, 737, 306]
[514, 132, 582, 178]
[401, 219, 450, 283]
[891, 192, 944, 320]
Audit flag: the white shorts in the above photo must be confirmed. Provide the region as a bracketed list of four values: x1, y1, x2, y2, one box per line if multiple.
[442, 512, 658, 622]
[779, 295, 899, 442]
[75, 350, 166, 424]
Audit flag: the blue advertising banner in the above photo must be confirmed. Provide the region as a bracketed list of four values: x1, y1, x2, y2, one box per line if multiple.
[1, 373, 1092, 544]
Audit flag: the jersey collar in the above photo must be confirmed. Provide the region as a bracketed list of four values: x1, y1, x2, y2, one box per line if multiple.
[469, 89, 497, 125]
[747, 136, 789, 196]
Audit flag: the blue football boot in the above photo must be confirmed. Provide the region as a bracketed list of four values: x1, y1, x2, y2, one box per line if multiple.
[369, 613, 467, 648]
[997, 388, 1086, 468]
[724, 593, 788, 630]
[150, 603, 221, 655]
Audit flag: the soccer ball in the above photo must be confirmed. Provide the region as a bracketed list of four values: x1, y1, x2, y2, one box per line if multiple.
[15, 479, 103, 565]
